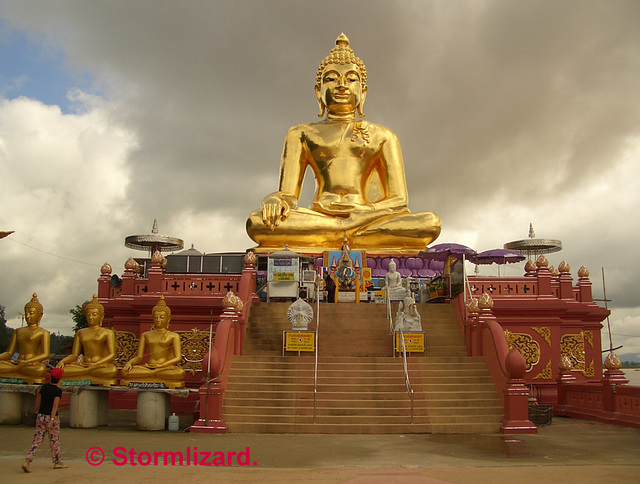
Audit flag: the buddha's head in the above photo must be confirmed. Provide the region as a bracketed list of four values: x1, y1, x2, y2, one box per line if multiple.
[84, 294, 105, 327]
[388, 260, 397, 272]
[24, 293, 43, 326]
[151, 296, 172, 330]
[315, 33, 368, 118]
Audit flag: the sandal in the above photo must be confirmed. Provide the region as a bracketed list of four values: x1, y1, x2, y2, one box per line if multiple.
[22, 461, 31, 473]
[53, 462, 68, 469]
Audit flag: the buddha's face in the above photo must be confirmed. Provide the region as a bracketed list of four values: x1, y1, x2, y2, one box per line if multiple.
[153, 310, 170, 330]
[388, 261, 397, 273]
[25, 307, 42, 326]
[317, 63, 365, 115]
[86, 308, 103, 327]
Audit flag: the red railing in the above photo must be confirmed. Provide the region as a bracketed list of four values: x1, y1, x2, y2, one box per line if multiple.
[556, 368, 640, 428]
[190, 264, 256, 433]
[464, 298, 537, 434]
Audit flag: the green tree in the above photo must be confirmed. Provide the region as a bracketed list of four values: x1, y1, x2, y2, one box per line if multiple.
[0, 304, 12, 351]
[50, 332, 73, 354]
[70, 300, 90, 333]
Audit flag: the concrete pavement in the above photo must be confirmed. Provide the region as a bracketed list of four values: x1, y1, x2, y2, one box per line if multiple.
[1, 408, 639, 483]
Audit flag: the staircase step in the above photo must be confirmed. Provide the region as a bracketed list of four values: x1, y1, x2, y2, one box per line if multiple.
[225, 302, 503, 434]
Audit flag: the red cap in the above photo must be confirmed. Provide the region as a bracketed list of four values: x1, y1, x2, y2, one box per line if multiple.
[50, 368, 64, 379]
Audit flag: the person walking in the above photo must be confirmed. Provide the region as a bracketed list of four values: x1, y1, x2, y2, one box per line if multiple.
[22, 367, 68, 472]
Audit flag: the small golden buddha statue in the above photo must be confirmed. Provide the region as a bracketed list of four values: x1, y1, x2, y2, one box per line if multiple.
[0, 293, 50, 384]
[246, 33, 441, 253]
[56, 295, 117, 386]
[120, 296, 185, 389]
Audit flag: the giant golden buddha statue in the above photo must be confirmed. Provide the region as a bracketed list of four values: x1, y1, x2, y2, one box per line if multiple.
[120, 296, 185, 389]
[246, 34, 441, 253]
[56, 295, 117, 386]
[0, 293, 50, 384]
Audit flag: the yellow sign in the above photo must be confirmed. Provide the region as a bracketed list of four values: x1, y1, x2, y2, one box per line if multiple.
[273, 272, 296, 281]
[285, 332, 315, 352]
[395, 333, 425, 353]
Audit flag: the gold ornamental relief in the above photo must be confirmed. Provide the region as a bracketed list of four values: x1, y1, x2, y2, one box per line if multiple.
[114, 331, 139, 368]
[583, 330, 593, 348]
[561, 333, 587, 373]
[532, 327, 551, 347]
[504, 330, 540, 372]
[533, 360, 553, 380]
[177, 329, 214, 376]
[584, 360, 595, 377]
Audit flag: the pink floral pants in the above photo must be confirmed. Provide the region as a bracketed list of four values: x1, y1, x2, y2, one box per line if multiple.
[26, 414, 61, 463]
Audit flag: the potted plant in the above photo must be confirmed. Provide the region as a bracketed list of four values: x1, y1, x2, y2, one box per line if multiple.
[429, 282, 437, 299]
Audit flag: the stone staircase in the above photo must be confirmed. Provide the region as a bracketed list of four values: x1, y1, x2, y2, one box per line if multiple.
[223, 302, 503, 433]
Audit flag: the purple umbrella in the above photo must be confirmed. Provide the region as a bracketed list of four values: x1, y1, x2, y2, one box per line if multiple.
[418, 243, 477, 262]
[472, 249, 526, 265]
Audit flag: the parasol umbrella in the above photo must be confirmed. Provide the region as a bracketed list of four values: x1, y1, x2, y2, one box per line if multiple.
[472, 248, 526, 276]
[473, 249, 526, 265]
[419, 243, 477, 301]
[418, 243, 477, 262]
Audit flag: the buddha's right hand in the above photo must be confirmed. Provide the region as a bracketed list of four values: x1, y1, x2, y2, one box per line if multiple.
[261, 193, 292, 230]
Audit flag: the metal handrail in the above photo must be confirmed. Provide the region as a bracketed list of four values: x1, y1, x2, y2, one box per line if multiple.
[313, 279, 320, 424]
[399, 329, 414, 424]
[386, 291, 393, 334]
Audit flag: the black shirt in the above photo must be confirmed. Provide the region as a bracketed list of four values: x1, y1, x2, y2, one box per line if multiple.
[37, 383, 62, 416]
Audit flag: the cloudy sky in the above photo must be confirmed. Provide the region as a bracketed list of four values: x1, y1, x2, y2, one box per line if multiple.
[0, 1, 638, 359]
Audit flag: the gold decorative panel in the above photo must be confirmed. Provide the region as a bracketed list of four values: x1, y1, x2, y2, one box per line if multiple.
[177, 329, 214, 376]
[584, 330, 594, 348]
[561, 331, 593, 376]
[584, 360, 595, 377]
[114, 331, 139, 369]
[504, 330, 540, 372]
[532, 327, 551, 347]
[533, 360, 553, 380]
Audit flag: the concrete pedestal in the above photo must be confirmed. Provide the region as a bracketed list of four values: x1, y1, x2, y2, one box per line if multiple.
[0, 390, 36, 425]
[136, 391, 170, 430]
[69, 389, 109, 428]
[0, 391, 23, 424]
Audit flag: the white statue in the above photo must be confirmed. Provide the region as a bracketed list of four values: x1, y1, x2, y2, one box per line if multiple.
[385, 259, 407, 300]
[385, 260, 402, 288]
[394, 296, 422, 332]
[287, 298, 314, 330]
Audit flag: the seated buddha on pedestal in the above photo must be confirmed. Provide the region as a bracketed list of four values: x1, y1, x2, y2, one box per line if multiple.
[121, 296, 185, 389]
[0, 293, 50, 384]
[246, 34, 441, 253]
[56, 295, 117, 386]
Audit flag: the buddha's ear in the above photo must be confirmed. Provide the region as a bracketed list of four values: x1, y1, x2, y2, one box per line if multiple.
[315, 85, 325, 118]
[357, 87, 367, 118]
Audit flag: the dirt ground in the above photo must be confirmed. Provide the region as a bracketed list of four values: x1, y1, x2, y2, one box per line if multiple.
[1, 410, 639, 483]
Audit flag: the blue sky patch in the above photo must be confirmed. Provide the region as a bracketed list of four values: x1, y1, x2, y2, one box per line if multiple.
[0, 21, 93, 113]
